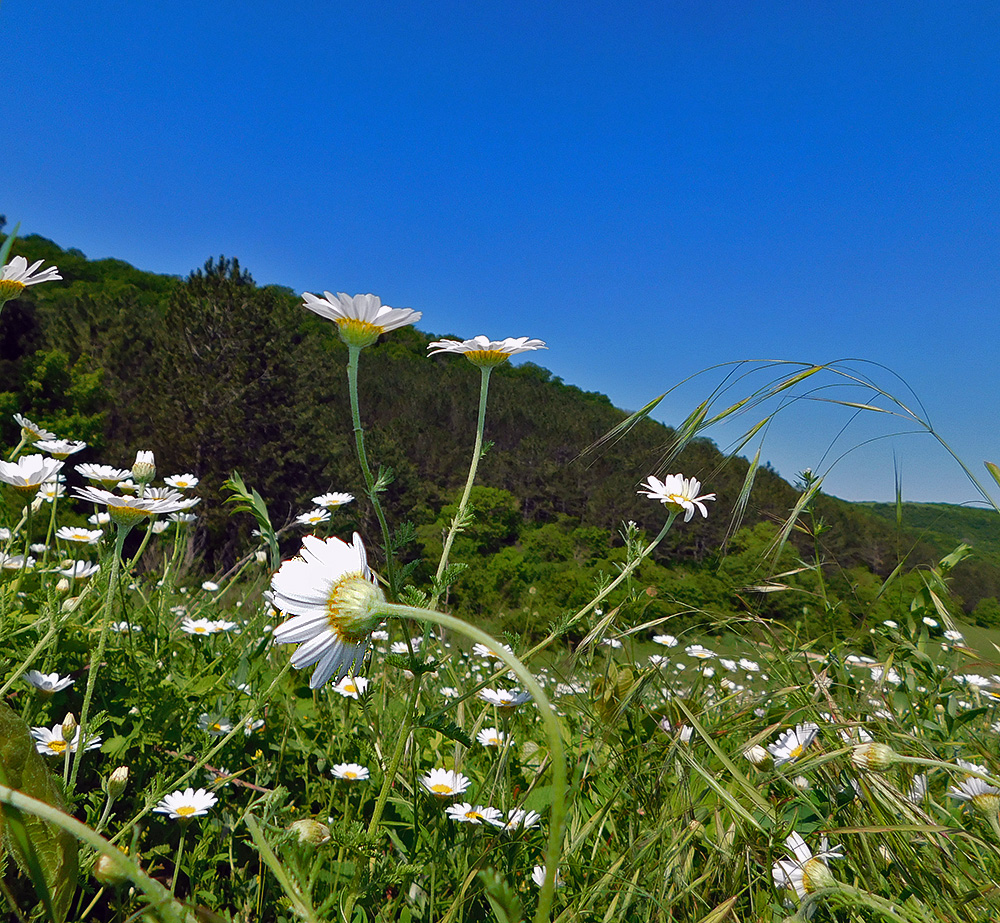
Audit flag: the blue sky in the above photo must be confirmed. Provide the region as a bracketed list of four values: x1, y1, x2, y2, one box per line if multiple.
[5, 1, 998, 505]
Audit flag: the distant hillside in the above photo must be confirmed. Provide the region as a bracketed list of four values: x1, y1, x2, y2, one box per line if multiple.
[3, 229, 996, 630]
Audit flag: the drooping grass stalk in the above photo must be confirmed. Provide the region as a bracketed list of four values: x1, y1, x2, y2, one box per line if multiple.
[71, 525, 128, 790]
[430, 365, 492, 609]
[0, 783, 198, 923]
[346, 344, 398, 596]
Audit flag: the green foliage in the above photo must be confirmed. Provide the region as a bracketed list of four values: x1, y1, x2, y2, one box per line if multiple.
[0, 704, 79, 923]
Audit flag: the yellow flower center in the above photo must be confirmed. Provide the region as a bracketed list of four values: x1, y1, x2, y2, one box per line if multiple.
[108, 503, 152, 528]
[466, 811, 483, 821]
[463, 349, 512, 368]
[335, 317, 384, 348]
[211, 723, 223, 733]
[344, 771, 358, 779]
[789, 744, 804, 760]
[343, 683, 356, 693]
[194, 626, 208, 633]
[0, 280, 27, 301]
[48, 740, 68, 755]
[326, 571, 386, 643]
[176, 805, 196, 817]
[430, 784, 454, 795]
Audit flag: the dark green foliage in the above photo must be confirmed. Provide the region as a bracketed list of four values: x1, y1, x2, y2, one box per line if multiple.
[0, 703, 79, 923]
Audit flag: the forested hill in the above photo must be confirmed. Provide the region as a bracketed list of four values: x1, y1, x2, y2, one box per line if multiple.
[3, 231, 998, 629]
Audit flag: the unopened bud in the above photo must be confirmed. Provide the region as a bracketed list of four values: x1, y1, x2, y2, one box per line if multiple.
[93, 848, 131, 887]
[56, 577, 70, 592]
[131, 451, 156, 484]
[60, 713, 77, 742]
[851, 742, 898, 773]
[255, 550, 268, 564]
[802, 857, 838, 892]
[105, 766, 129, 800]
[290, 819, 331, 845]
[743, 744, 771, 767]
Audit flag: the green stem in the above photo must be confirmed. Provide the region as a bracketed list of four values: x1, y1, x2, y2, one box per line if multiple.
[170, 828, 188, 896]
[71, 527, 128, 790]
[430, 365, 492, 610]
[0, 784, 197, 923]
[346, 344, 398, 596]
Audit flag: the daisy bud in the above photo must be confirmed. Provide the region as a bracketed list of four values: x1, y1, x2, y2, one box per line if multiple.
[743, 744, 771, 767]
[105, 766, 129, 800]
[131, 451, 156, 484]
[255, 550, 268, 564]
[290, 819, 331, 845]
[851, 742, 898, 773]
[802, 857, 838, 892]
[60, 712, 77, 742]
[93, 848, 131, 887]
[56, 577, 70, 592]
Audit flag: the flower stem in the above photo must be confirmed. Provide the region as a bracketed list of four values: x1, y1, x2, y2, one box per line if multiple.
[71, 526, 128, 790]
[346, 344, 398, 596]
[430, 365, 492, 609]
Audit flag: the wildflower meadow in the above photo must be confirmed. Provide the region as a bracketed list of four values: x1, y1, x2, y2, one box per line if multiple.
[4, 233, 1000, 923]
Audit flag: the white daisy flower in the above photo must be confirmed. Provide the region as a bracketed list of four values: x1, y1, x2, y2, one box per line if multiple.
[153, 787, 218, 820]
[427, 335, 547, 369]
[531, 865, 564, 888]
[478, 688, 532, 709]
[13, 413, 56, 442]
[445, 802, 503, 826]
[76, 463, 131, 487]
[296, 508, 330, 526]
[477, 727, 507, 748]
[270, 534, 386, 689]
[0, 454, 65, 491]
[312, 492, 354, 509]
[302, 291, 422, 348]
[165, 474, 199, 489]
[684, 644, 716, 660]
[56, 526, 103, 544]
[73, 485, 197, 527]
[772, 832, 842, 899]
[181, 617, 219, 635]
[58, 561, 99, 579]
[638, 474, 715, 521]
[331, 763, 370, 781]
[420, 768, 471, 798]
[23, 670, 75, 693]
[34, 439, 86, 459]
[652, 634, 678, 647]
[0, 256, 62, 301]
[31, 724, 101, 756]
[332, 675, 369, 699]
[768, 723, 819, 766]
[501, 808, 542, 833]
[197, 714, 233, 737]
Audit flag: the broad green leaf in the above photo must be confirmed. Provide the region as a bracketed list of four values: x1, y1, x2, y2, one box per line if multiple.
[0, 702, 79, 923]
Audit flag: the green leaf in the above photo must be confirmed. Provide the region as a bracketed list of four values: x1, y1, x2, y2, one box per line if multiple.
[0, 703, 79, 922]
[479, 868, 523, 923]
[416, 714, 472, 748]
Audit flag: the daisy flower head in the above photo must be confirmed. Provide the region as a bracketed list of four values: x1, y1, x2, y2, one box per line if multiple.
[768, 723, 820, 766]
[312, 491, 354, 509]
[13, 414, 56, 443]
[58, 561, 99, 579]
[296, 508, 330, 527]
[427, 335, 547, 369]
[131, 450, 156, 484]
[56, 526, 103, 545]
[478, 688, 533, 710]
[153, 787, 218, 820]
[181, 617, 219, 635]
[685, 644, 716, 660]
[652, 634, 679, 647]
[31, 724, 101, 757]
[331, 762, 370, 781]
[502, 808, 542, 833]
[35, 439, 86, 459]
[332, 674, 369, 699]
[0, 454, 65, 492]
[0, 255, 62, 303]
[477, 727, 507, 748]
[164, 473, 199, 489]
[23, 670, 74, 694]
[772, 832, 842, 900]
[445, 802, 503, 826]
[472, 641, 513, 661]
[270, 533, 386, 689]
[72, 485, 195, 528]
[420, 768, 471, 798]
[949, 776, 1000, 816]
[198, 713, 234, 737]
[638, 474, 715, 522]
[302, 291, 422, 348]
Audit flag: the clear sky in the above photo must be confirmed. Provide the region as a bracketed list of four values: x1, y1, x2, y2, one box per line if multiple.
[5, 1, 998, 505]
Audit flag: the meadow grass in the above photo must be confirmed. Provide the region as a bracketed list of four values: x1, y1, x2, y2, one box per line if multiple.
[2, 282, 1000, 923]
